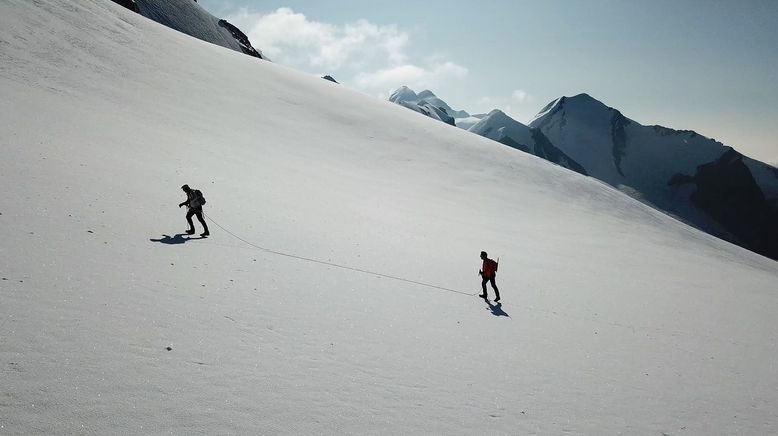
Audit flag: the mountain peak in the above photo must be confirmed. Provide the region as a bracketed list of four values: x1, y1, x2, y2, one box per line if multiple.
[483, 109, 520, 125]
[562, 93, 610, 110]
[470, 109, 530, 136]
[417, 89, 436, 99]
[568, 92, 596, 101]
[388, 86, 419, 103]
[388, 87, 469, 119]
[529, 93, 614, 128]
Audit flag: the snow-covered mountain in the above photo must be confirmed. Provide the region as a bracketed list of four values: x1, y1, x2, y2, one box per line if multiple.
[469, 109, 587, 175]
[3, 1, 778, 434]
[452, 113, 487, 130]
[389, 86, 469, 126]
[530, 93, 778, 259]
[111, 0, 266, 59]
[387, 86, 586, 175]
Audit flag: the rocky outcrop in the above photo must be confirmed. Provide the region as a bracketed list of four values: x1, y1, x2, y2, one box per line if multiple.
[217, 19, 264, 59]
[671, 149, 778, 259]
[111, 0, 138, 12]
[610, 110, 630, 176]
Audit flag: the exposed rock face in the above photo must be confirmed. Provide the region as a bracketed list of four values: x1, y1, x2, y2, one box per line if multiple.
[322, 75, 338, 83]
[610, 110, 630, 176]
[671, 149, 778, 259]
[217, 19, 264, 59]
[111, 0, 138, 12]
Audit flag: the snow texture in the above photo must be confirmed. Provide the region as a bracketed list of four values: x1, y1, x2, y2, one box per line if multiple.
[2, 1, 778, 434]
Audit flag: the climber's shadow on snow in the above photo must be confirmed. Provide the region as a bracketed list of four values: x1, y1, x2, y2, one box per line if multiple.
[149, 233, 204, 244]
[484, 300, 510, 318]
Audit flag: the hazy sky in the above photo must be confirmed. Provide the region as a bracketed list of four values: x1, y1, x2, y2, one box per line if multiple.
[200, 0, 778, 164]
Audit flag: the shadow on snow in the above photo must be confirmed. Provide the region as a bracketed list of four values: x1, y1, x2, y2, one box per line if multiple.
[149, 233, 204, 244]
[484, 299, 510, 318]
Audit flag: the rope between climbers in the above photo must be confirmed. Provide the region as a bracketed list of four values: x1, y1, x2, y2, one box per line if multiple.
[203, 212, 476, 297]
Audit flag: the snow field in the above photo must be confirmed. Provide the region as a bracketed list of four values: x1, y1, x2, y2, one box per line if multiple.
[1, 1, 777, 434]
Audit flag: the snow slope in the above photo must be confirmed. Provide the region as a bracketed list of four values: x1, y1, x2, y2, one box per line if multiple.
[2, 1, 778, 434]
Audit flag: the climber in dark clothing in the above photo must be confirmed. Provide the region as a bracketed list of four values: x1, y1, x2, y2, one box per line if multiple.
[478, 251, 500, 301]
[178, 184, 209, 237]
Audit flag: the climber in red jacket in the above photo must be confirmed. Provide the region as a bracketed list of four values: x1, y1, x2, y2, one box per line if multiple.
[478, 251, 500, 302]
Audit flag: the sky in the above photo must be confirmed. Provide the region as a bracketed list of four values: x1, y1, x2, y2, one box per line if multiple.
[200, 0, 778, 164]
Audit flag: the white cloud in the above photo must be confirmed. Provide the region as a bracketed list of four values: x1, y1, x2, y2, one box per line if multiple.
[477, 96, 493, 106]
[226, 7, 466, 95]
[354, 61, 467, 93]
[473, 89, 535, 121]
[480, 89, 532, 108]
[354, 65, 426, 88]
[512, 89, 529, 102]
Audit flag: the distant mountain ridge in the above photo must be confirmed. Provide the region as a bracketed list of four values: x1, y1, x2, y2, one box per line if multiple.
[469, 109, 587, 175]
[389, 86, 467, 126]
[389, 87, 778, 260]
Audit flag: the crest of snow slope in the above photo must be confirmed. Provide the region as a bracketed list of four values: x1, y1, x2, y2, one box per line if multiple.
[2, 1, 778, 434]
[133, 0, 265, 59]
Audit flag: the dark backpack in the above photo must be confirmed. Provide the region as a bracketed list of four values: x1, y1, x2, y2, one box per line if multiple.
[490, 259, 498, 272]
[193, 189, 206, 207]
